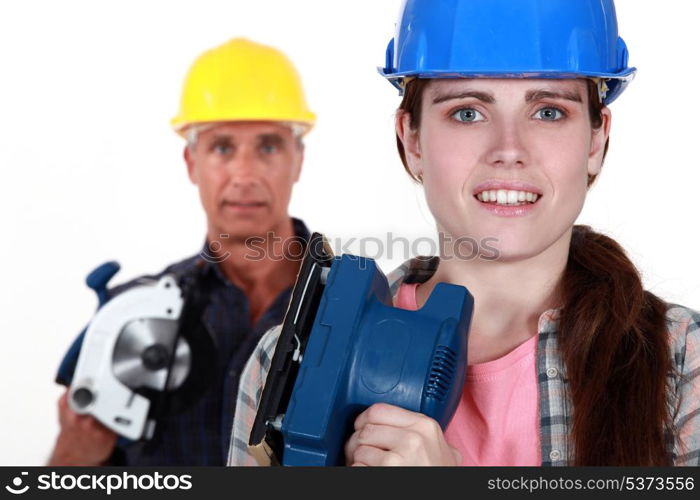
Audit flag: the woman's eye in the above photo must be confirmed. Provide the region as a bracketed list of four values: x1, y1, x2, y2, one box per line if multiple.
[534, 107, 565, 121]
[452, 108, 484, 123]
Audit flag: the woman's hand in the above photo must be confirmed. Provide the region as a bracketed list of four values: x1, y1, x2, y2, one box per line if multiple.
[344, 403, 462, 466]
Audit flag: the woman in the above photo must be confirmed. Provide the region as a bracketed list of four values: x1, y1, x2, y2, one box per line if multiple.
[229, 0, 700, 466]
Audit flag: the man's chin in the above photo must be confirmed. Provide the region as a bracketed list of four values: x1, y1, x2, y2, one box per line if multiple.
[220, 202, 271, 217]
[211, 217, 279, 241]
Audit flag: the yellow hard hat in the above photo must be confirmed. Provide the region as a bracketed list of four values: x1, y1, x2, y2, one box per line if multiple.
[171, 38, 315, 136]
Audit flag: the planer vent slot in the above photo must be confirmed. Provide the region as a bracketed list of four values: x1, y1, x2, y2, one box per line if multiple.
[425, 345, 457, 402]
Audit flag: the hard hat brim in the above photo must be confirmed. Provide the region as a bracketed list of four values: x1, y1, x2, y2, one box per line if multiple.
[378, 67, 637, 105]
[170, 118, 315, 139]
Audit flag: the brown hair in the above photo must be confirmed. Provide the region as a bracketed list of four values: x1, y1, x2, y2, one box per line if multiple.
[396, 78, 675, 466]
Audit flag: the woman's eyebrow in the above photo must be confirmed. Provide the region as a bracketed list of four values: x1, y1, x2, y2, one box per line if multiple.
[525, 89, 582, 103]
[431, 88, 583, 105]
[432, 90, 495, 104]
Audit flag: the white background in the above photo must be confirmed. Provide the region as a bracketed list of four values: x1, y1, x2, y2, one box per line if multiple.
[0, 0, 698, 465]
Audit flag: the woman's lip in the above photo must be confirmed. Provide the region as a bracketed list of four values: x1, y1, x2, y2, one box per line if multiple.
[474, 197, 540, 217]
[472, 181, 543, 196]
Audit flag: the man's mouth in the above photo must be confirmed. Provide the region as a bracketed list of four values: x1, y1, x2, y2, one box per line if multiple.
[474, 189, 541, 207]
[222, 201, 267, 209]
[224, 201, 267, 207]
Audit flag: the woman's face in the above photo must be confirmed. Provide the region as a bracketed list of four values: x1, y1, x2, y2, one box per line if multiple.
[398, 78, 611, 262]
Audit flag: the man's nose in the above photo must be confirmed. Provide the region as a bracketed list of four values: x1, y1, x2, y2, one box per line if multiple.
[226, 148, 262, 187]
[483, 122, 530, 168]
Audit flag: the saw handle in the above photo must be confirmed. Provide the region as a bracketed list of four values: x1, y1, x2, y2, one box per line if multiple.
[55, 261, 121, 387]
[55, 260, 132, 453]
[86, 261, 121, 307]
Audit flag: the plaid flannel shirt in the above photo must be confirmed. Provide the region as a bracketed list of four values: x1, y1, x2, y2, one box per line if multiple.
[227, 256, 700, 466]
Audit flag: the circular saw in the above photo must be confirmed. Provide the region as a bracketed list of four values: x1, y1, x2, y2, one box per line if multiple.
[63, 261, 216, 441]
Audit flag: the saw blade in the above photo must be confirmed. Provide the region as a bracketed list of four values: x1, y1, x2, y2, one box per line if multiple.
[112, 317, 191, 392]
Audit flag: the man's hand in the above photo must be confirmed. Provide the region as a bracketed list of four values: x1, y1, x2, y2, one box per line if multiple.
[344, 403, 462, 466]
[46, 389, 118, 466]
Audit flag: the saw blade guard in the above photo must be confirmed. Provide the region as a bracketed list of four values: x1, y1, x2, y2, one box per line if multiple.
[68, 274, 185, 440]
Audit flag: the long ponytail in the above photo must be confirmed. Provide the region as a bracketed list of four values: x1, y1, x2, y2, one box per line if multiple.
[557, 225, 674, 465]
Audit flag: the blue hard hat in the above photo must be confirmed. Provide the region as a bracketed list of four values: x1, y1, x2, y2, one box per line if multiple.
[379, 0, 636, 104]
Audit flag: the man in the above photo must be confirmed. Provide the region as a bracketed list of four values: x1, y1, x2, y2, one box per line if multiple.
[47, 37, 315, 465]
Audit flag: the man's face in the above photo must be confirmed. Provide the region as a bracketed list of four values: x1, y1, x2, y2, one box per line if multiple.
[184, 121, 303, 242]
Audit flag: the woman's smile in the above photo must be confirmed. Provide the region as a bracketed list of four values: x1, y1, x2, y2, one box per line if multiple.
[472, 180, 543, 216]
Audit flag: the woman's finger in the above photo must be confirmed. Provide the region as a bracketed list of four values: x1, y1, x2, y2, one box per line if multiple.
[344, 430, 361, 464]
[352, 444, 402, 467]
[354, 403, 424, 431]
[355, 423, 417, 452]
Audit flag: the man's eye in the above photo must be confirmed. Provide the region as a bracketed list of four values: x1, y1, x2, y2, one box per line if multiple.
[260, 144, 279, 154]
[534, 107, 565, 121]
[213, 144, 233, 155]
[451, 108, 484, 123]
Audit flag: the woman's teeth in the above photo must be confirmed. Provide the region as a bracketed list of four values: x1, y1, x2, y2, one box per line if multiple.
[475, 189, 540, 205]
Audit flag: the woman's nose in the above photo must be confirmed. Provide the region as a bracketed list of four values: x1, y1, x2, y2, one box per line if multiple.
[483, 122, 529, 169]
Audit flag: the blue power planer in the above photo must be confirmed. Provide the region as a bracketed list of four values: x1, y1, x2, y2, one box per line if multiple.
[249, 233, 474, 465]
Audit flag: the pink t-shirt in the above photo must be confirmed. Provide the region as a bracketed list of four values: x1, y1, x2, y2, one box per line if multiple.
[395, 283, 541, 466]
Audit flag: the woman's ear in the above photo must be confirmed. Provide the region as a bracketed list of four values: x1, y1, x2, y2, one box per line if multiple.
[587, 107, 612, 177]
[396, 111, 423, 180]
